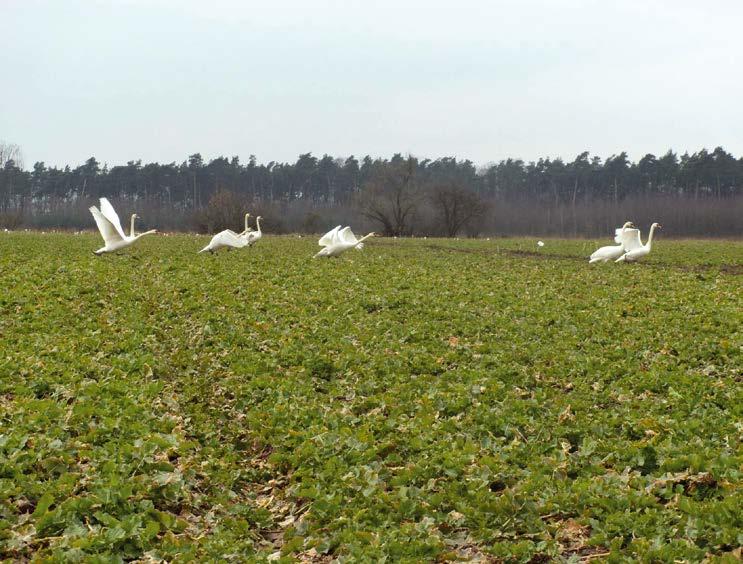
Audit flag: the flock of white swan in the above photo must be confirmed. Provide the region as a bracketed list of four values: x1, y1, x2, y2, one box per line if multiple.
[87, 197, 660, 262]
[89, 198, 373, 258]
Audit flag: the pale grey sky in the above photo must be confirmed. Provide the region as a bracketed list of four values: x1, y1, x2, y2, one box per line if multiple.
[2, 0, 742, 169]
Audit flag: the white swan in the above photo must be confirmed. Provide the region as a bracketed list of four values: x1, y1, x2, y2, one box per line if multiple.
[199, 229, 249, 254]
[615, 223, 661, 262]
[89, 198, 156, 255]
[314, 225, 375, 258]
[245, 216, 263, 246]
[589, 221, 635, 263]
[238, 213, 253, 237]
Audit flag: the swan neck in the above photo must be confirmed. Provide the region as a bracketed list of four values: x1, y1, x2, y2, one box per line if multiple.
[256, 217, 261, 233]
[130, 214, 136, 237]
[357, 233, 374, 244]
[135, 229, 157, 239]
[646, 225, 657, 248]
[245, 214, 250, 232]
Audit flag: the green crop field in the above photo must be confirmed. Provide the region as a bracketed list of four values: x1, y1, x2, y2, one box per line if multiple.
[1, 233, 741, 562]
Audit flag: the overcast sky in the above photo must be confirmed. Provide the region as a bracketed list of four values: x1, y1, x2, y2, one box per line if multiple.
[2, 0, 742, 169]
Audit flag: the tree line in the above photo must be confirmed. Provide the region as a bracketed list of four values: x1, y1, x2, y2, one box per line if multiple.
[1, 142, 741, 237]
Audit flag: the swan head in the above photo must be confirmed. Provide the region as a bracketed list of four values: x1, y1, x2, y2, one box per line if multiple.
[622, 221, 634, 229]
[652, 223, 662, 229]
[256, 216, 263, 221]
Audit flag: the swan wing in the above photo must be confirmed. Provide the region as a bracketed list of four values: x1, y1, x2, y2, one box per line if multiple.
[620, 228, 643, 251]
[614, 227, 626, 244]
[319, 225, 341, 247]
[99, 198, 127, 240]
[214, 229, 249, 248]
[339, 226, 359, 244]
[90, 206, 124, 245]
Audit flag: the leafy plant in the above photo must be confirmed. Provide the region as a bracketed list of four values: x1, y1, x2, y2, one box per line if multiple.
[0, 233, 740, 561]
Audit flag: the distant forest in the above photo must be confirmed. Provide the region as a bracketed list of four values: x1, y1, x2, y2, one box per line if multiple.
[1, 142, 741, 237]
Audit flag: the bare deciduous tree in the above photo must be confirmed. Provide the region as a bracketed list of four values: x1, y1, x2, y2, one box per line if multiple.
[0, 142, 23, 169]
[195, 189, 247, 233]
[357, 156, 419, 236]
[430, 182, 488, 237]
[0, 142, 26, 217]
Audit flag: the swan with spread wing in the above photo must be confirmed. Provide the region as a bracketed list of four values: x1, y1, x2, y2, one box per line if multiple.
[89, 198, 157, 255]
[199, 229, 249, 254]
[199, 212, 262, 254]
[314, 225, 375, 258]
[616, 223, 661, 262]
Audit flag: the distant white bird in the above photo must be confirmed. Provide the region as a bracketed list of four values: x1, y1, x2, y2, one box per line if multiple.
[589, 221, 634, 264]
[199, 229, 248, 254]
[89, 198, 156, 255]
[245, 216, 263, 246]
[314, 225, 375, 258]
[616, 223, 662, 263]
[537, 240, 545, 247]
